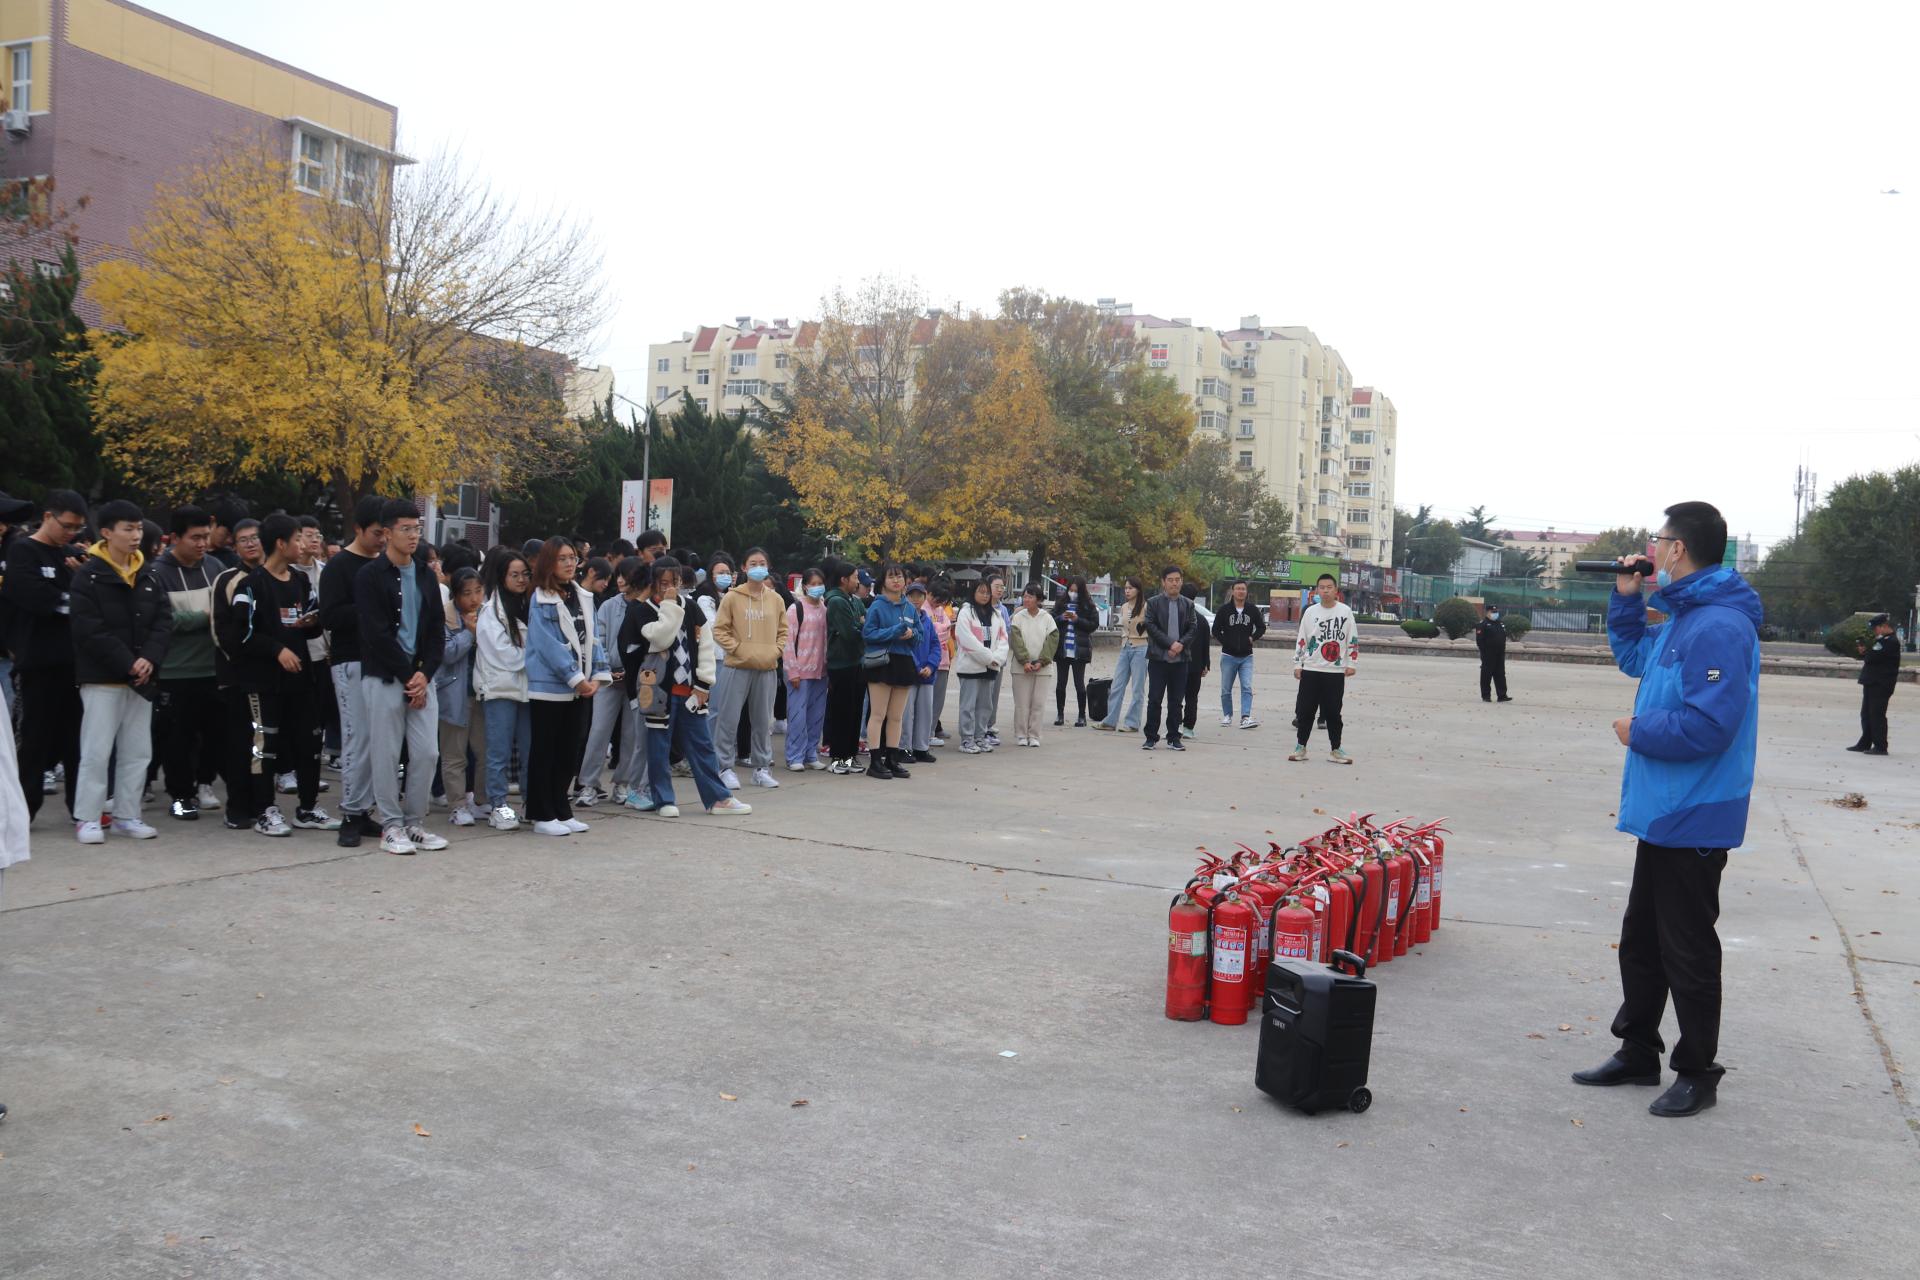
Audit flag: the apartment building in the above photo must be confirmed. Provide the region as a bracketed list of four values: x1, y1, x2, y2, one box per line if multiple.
[0, 0, 407, 322]
[645, 316, 825, 418]
[1494, 528, 1601, 584]
[1346, 388, 1397, 565]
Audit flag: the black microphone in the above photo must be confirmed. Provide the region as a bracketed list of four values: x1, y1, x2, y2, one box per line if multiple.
[1575, 558, 1656, 577]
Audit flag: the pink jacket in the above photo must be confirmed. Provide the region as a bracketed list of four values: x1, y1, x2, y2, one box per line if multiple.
[925, 600, 954, 671]
[784, 598, 828, 680]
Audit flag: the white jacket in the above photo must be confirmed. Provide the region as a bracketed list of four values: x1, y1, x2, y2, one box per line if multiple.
[0, 702, 28, 871]
[1293, 601, 1358, 673]
[953, 604, 1009, 676]
[474, 592, 530, 701]
[639, 596, 717, 688]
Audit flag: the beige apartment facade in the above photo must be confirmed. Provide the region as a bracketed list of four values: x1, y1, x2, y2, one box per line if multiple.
[1346, 388, 1397, 564]
[1494, 528, 1602, 584]
[645, 317, 819, 420]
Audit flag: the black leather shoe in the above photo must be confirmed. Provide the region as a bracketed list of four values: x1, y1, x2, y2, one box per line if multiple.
[888, 750, 911, 780]
[910, 750, 936, 764]
[867, 754, 894, 780]
[1572, 1054, 1661, 1087]
[1649, 1076, 1718, 1117]
[1864, 747, 1889, 756]
[1053, 715, 1065, 726]
[1497, 696, 1514, 703]
[1845, 741, 1871, 752]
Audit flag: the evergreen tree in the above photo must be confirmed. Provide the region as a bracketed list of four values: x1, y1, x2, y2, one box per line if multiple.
[0, 241, 102, 497]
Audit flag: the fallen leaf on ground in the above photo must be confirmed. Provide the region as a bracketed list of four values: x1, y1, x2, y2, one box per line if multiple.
[791, 1100, 809, 1108]
[1747, 1174, 1766, 1183]
[1558, 1024, 1573, 1032]
[1571, 1118, 1584, 1127]
[216, 1078, 235, 1086]
[719, 1093, 738, 1102]
[1526, 1033, 1547, 1040]
[411, 1123, 430, 1138]
[1335, 1141, 1350, 1148]
[1827, 792, 1867, 810]
[147, 1114, 170, 1124]
[1459, 1107, 1469, 1113]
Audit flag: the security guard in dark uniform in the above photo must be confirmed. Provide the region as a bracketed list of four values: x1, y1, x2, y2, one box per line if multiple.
[1849, 614, 1900, 756]
[1474, 602, 1511, 702]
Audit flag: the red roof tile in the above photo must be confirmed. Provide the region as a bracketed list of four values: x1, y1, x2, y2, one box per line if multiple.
[734, 333, 761, 350]
[794, 321, 820, 349]
[691, 326, 719, 354]
[1352, 388, 1373, 405]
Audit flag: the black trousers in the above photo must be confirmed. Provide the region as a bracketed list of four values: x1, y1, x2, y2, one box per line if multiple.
[157, 676, 224, 801]
[1054, 658, 1087, 717]
[1144, 658, 1187, 745]
[1479, 655, 1508, 701]
[1860, 682, 1893, 750]
[825, 666, 865, 760]
[224, 687, 275, 821]
[1613, 840, 1728, 1079]
[1293, 670, 1345, 749]
[16, 664, 81, 820]
[278, 668, 325, 810]
[1183, 662, 1207, 731]
[527, 698, 585, 823]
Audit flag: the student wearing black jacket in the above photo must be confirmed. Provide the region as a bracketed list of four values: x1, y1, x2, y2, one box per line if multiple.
[1141, 566, 1204, 751]
[1475, 603, 1512, 703]
[1, 489, 90, 821]
[1051, 576, 1097, 727]
[351, 499, 447, 855]
[1211, 578, 1266, 728]
[69, 500, 173, 843]
[1850, 613, 1902, 755]
[317, 495, 387, 840]
[1179, 583, 1212, 736]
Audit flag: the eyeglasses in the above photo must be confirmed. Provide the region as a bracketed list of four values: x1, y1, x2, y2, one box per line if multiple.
[55, 518, 86, 533]
[390, 524, 422, 537]
[557, 553, 579, 564]
[1650, 534, 1681, 544]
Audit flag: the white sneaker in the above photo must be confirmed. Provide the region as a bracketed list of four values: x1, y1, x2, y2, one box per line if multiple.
[788, 761, 809, 773]
[750, 768, 780, 789]
[808, 759, 828, 771]
[276, 772, 296, 794]
[574, 787, 603, 808]
[719, 768, 741, 791]
[76, 820, 105, 845]
[532, 820, 570, 837]
[1026, 738, 1040, 748]
[450, 805, 475, 827]
[380, 826, 416, 854]
[611, 785, 629, 805]
[563, 818, 589, 833]
[256, 812, 293, 838]
[407, 825, 449, 851]
[488, 805, 519, 830]
[959, 740, 981, 754]
[1239, 716, 1258, 730]
[112, 817, 159, 839]
[1221, 714, 1234, 727]
[707, 797, 753, 815]
[929, 736, 945, 747]
[291, 807, 342, 830]
[672, 761, 693, 778]
[656, 804, 680, 818]
[1015, 735, 1030, 747]
[773, 718, 788, 734]
[195, 784, 223, 812]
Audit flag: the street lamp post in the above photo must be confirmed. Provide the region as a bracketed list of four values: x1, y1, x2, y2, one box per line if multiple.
[613, 390, 681, 530]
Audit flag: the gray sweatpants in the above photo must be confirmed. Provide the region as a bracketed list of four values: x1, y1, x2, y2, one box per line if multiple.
[76, 684, 153, 822]
[901, 683, 934, 752]
[987, 668, 1003, 732]
[331, 662, 375, 817]
[578, 682, 648, 792]
[958, 676, 995, 745]
[931, 668, 950, 738]
[362, 678, 439, 831]
[710, 666, 778, 771]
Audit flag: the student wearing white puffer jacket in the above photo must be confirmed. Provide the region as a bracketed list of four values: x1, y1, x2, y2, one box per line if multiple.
[474, 548, 534, 830]
[952, 578, 1009, 754]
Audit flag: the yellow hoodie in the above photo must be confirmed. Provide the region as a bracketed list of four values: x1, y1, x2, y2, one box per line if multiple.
[712, 581, 790, 670]
[89, 540, 144, 586]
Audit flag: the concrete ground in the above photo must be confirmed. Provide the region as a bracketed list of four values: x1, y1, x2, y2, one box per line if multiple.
[2, 653, 1915, 1279]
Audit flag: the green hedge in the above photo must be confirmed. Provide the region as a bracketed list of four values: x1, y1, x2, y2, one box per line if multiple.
[1825, 616, 1871, 658]
[1502, 613, 1532, 640]
[1400, 619, 1439, 639]
[1433, 597, 1479, 640]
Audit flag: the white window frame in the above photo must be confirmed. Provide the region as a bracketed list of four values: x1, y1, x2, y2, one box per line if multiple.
[1348, 481, 1373, 498]
[723, 378, 763, 397]
[655, 385, 670, 401]
[8, 44, 29, 116]
[1347, 508, 1372, 524]
[695, 369, 710, 385]
[1237, 419, 1254, 437]
[730, 351, 758, 371]
[293, 128, 332, 195]
[338, 147, 375, 206]
[1349, 458, 1373, 473]
[1351, 406, 1370, 419]
[656, 357, 671, 372]
[774, 352, 790, 369]
[455, 483, 481, 520]
[1349, 429, 1375, 445]
[1237, 450, 1254, 470]
[1240, 387, 1255, 405]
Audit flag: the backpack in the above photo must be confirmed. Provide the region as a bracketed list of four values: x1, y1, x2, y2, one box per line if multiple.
[210, 565, 257, 668]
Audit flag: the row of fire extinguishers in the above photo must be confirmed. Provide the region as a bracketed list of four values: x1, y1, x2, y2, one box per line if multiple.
[1165, 813, 1449, 1025]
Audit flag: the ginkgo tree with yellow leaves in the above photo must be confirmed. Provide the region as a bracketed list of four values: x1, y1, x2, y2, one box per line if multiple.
[88, 144, 607, 517]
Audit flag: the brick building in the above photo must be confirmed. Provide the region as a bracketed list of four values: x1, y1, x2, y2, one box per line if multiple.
[0, 0, 405, 325]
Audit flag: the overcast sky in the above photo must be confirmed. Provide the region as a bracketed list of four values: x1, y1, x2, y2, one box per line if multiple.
[155, 0, 1919, 553]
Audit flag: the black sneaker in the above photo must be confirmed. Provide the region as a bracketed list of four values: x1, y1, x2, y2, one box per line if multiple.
[337, 812, 364, 848]
[222, 814, 252, 831]
[1845, 742, 1871, 752]
[910, 750, 937, 764]
[169, 798, 200, 821]
[1141, 740, 1158, 751]
[357, 811, 385, 837]
[1168, 740, 1186, 752]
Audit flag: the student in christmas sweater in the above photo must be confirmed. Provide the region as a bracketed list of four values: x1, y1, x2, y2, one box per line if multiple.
[1290, 573, 1357, 764]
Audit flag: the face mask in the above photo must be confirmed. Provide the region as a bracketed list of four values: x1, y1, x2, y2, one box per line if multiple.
[694, 569, 707, 585]
[1654, 542, 1675, 591]
[746, 565, 768, 582]
[1488, 611, 1499, 620]
[807, 584, 826, 599]
[714, 573, 733, 590]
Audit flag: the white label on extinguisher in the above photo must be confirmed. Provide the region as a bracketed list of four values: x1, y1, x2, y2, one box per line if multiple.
[1213, 927, 1248, 980]
[1276, 929, 1311, 960]
[1387, 881, 1400, 921]
[1433, 863, 1443, 895]
[1415, 872, 1431, 908]
[1169, 929, 1205, 957]
[1255, 907, 1272, 959]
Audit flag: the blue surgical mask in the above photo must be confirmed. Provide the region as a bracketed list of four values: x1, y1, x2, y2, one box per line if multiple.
[746, 565, 769, 583]
[714, 573, 733, 590]
[1654, 568, 1672, 590]
[806, 584, 825, 599]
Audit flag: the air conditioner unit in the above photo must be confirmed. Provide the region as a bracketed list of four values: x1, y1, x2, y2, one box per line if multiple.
[3, 110, 29, 135]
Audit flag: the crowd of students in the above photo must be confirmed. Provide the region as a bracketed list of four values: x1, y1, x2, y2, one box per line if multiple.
[0, 485, 1359, 856]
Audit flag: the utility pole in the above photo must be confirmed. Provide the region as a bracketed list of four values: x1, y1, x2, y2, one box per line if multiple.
[1792, 464, 1819, 539]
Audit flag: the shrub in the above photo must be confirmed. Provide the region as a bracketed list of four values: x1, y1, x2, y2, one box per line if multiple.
[1400, 619, 1439, 639]
[1825, 616, 1872, 658]
[1758, 623, 1780, 643]
[1433, 597, 1479, 640]
[1502, 613, 1532, 640]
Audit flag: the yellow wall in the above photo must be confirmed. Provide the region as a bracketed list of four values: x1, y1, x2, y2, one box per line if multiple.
[65, 0, 394, 146]
[0, 0, 51, 112]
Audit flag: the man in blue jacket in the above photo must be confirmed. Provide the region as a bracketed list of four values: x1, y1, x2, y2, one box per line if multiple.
[1574, 502, 1762, 1118]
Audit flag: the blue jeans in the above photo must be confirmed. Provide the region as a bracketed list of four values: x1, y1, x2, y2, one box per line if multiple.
[1220, 653, 1255, 718]
[481, 698, 532, 811]
[646, 693, 731, 810]
[785, 676, 827, 768]
[1101, 642, 1147, 729]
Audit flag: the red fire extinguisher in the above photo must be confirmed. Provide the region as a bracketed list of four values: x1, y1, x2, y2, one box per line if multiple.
[1208, 891, 1257, 1026]
[1307, 883, 1330, 964]
[1390, 848, 1415, 958]
[1270, 897, 1314, 967]
[1409, 843, 1434, 945]
[1428, 833, 1446, 932]
[1242, 876, 1284, 1003]
[1166, 891, 1209, 1021]
[1323, 873, 1354, 964]
[1359, 855, 1388, 965]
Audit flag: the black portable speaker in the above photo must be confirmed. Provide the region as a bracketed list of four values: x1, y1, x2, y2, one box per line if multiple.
[1254, 949, 1376, 1114]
